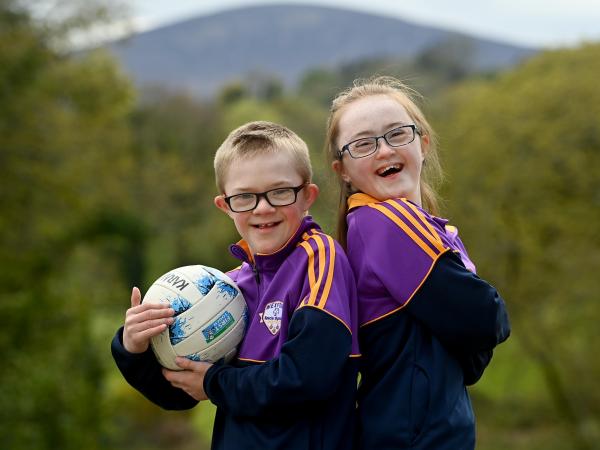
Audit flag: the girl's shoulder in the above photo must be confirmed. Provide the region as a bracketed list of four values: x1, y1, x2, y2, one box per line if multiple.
[348, 196, 448, 259]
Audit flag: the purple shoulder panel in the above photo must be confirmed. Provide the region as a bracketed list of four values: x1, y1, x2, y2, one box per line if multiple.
[347, 198, 475, 325]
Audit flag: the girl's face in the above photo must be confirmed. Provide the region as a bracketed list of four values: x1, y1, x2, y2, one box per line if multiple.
[333, 94, 428, 204]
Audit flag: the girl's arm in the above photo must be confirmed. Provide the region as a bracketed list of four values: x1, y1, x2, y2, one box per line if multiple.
[404, 250, 510, 354]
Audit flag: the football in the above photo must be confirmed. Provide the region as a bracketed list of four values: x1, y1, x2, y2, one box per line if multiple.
[142, 265, 247, 370]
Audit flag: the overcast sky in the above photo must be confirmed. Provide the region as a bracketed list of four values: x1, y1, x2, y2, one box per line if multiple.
[127, 0, 600, 48]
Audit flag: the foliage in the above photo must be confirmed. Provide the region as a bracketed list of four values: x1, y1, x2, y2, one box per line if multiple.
[434, 43, 600, 449]
[298, 38, 482, 107]
[0, 2, 136, 449]
[2, 2, 599, 448]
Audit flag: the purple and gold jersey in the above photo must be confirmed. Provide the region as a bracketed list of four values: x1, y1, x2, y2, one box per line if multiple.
[347, 193, 475, 326]
[227, 215, 359, 361]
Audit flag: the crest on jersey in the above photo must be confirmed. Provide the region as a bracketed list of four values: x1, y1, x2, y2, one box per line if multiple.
[259, 300, 284, 335]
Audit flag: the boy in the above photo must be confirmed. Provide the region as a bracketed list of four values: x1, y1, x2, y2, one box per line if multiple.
[111, 121, 359, 450]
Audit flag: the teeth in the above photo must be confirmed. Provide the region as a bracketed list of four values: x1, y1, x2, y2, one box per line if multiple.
[377, 164, 401, 175]
[256, 222, 275, 229]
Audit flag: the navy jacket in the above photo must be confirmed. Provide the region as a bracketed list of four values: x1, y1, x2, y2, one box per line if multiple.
[346, 195, 511, 450]
[112, 217, 360, 450]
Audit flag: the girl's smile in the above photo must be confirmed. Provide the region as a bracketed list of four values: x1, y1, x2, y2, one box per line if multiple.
[333, 94, 428, 204]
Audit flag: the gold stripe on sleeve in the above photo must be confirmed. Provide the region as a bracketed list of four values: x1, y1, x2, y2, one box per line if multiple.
[300, 241, 316, 305]
[369, 204, 439, 259]
[386, 200, 445, 252]
[314, 232, 336, 309]
[307, 234, 326, 306]
[401, 200, 445, 247]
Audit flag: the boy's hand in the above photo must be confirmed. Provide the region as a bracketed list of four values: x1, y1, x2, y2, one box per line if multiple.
[162, 357, 213, 401]
[123, 287, 174, 354]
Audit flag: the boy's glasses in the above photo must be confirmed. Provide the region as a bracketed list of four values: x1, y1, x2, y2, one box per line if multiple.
[338, 124, 421, 159]
[223, 183, 308, 212]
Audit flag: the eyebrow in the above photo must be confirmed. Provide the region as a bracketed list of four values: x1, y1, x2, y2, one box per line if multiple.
[227, 180, 300, 194]
[348, 122, 410, 141]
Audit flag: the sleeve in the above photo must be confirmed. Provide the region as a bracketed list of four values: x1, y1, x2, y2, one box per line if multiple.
[404, 250, 511, 353]
[111, 327, 199, 410]
[457, 349, 494, 386]
[203, 307, 352, 418]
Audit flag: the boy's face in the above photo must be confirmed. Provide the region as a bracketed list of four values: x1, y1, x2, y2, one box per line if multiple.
[215, 151, 318, 255]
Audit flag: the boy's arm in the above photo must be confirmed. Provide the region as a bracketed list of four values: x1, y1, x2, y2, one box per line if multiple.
[111, 327, 199, 410]
[203, 307, 352, 417]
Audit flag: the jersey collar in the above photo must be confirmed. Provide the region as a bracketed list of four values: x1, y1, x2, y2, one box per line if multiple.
[347, 193, 383, 210]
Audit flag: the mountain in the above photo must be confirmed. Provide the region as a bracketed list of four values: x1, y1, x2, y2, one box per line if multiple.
[107, 4, 537, 97]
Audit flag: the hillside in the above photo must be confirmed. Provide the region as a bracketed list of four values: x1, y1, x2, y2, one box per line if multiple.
[107, 4, 537, 97]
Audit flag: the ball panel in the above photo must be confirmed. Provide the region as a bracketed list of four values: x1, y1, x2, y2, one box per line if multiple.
[166, 280, 241, 346]
[177, 265, 221, 296]
[142, 283, 195, 319]
[201, 266, 232, 284]
[151, 269, 204, 306]
[150, 329, 180, 370]
[187, 311, 248, 363]
[173, 292, 247, 356]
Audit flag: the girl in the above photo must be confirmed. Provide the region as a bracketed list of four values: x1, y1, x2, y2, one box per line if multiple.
[325, 77, 510, 449]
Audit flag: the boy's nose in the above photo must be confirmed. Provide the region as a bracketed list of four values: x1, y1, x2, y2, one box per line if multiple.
[253, 196, 275, 213]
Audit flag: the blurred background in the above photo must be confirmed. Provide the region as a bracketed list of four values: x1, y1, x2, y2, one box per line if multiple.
[1, 1, 599, 449]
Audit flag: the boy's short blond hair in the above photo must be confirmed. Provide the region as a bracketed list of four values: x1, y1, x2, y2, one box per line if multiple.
[214, 121, 313, 193]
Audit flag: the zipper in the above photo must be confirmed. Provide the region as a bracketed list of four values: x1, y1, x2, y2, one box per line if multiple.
[252, 264, 260, 284]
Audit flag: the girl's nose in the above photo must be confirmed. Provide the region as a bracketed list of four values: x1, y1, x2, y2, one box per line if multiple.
[375, 138, 396, 158]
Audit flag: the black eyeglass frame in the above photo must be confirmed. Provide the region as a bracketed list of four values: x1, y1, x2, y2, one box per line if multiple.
[223, 183, 308, 213]
[337, 124, 421, 159]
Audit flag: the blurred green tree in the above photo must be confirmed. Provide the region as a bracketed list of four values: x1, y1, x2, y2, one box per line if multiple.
[435, 43, 600, 449]
[0, 1, 137, 448]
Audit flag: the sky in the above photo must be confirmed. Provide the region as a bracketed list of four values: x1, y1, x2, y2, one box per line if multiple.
[128, 0, 600, 48]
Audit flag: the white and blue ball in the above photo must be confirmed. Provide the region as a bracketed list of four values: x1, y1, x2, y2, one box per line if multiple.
[142, 265, 247, 370]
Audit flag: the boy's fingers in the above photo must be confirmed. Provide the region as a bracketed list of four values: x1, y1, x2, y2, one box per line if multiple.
[139, 323, 168, 340]
[175, 357, 194, 370]
[176, 357, 212, 373]
[125, 308, 174, 329]
[130, 286, 142, 307]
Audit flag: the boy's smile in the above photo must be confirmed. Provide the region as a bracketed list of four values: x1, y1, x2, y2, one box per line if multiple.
[215, 151, 318, 255]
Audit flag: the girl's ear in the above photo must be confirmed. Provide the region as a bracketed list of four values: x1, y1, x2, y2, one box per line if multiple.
[332, 160, 351, 184]
[420, 134, 430, 159]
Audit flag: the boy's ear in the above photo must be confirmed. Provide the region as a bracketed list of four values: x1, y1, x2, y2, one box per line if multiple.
[214, 195, 233, 217]
[303, 183, 319, 210]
